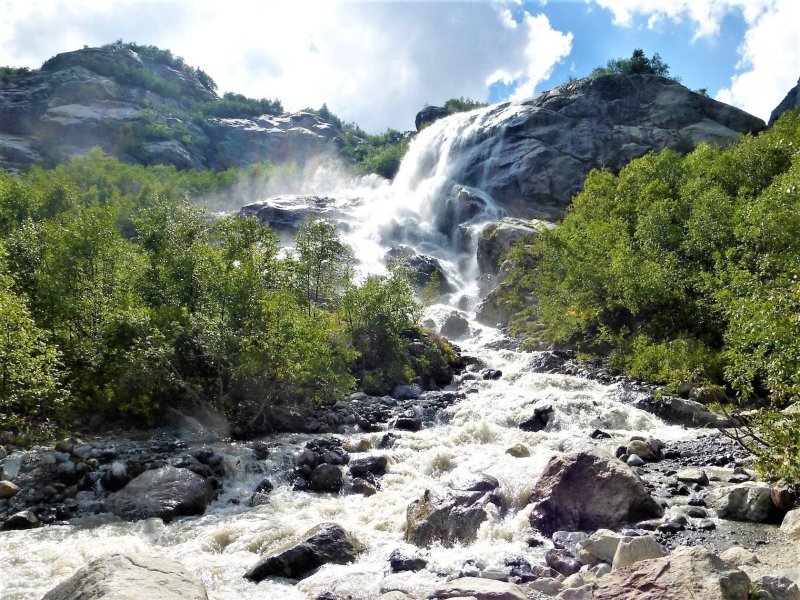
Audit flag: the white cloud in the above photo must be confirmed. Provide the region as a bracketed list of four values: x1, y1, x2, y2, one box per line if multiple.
[715, 1, 800, 122]
[589, 0, 800, 121]
[509, 13, 574, 100]
[0, 0, 574, 132]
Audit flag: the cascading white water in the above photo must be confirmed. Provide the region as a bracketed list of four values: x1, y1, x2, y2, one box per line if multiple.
[0, 106, 697, 600]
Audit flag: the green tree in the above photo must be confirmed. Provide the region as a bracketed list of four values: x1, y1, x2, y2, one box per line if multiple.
[0, 261, 65, 441]
[591, 49, 674, 79]
[291, 217, 354, 317]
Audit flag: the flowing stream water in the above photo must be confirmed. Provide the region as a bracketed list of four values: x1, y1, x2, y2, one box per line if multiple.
[1, 106, 699, 600]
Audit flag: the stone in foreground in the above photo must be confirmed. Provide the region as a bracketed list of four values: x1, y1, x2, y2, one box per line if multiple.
[592, 546, 751, 600]
[245, 522, 362, 582]
[434, 577, 527, 600]
[528, 448, 663, 535]
[707, 482, 775, 523]
[42, 553, 208, 600]
[105, 466, 214, 522]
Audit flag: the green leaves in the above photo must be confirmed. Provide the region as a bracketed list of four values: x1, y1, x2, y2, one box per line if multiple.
[0, 155, 433, 438]
[504, 109, 800, 399]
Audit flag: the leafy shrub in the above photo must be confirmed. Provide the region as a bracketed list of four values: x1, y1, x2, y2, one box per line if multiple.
[500, 109, 800, 480]
[444, 97, 488, 114]
[0, 155, 436, 440]
[591, 49, 674, 79]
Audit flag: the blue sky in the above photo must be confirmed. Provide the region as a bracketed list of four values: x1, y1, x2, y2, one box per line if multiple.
[0, 1, 797, 132]
[508, 1, 748, 100]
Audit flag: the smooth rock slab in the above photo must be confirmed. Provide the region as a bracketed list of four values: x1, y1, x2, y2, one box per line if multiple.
[528, 448, 663, 536]
[592, 546, 751, 600]
[42, 553, 208, 600]
[677, 468, 709, 485]
[245, 522, 362, 582]
[105, 466, 213, 522]
[434, 577, 527, 600]
[576, 529, 624, 565]
[719, 547, 760, 567]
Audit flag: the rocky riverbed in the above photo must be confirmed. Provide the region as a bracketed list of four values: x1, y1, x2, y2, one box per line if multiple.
[2, 345, 799, 600]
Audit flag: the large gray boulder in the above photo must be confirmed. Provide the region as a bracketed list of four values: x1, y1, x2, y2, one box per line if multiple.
[105, 466, 214, 522]
[42, 553, 208, 600]
[528, 448, 663, 535]
[477, 218, 553, 277]
[244, 522, 362, 581]
[707, 482, 776, 522]
[591, 546, 751, 600]
[405, 485, 499, 547]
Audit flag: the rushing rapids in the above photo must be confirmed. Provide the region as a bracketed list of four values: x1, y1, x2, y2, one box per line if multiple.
[2, 106, 701, 600]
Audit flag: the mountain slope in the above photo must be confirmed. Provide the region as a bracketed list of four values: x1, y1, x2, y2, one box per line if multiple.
[0, 43, 341, 173]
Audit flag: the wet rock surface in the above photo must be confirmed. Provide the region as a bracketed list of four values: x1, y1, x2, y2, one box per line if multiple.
[105, 466, 215, 522]
[244, 522, 362, 582]
[406, 484, 501, 547]
[0, 436, 226, 528]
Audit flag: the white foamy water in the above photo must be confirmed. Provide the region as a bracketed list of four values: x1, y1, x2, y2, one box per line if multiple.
[1, 106, 697, 599]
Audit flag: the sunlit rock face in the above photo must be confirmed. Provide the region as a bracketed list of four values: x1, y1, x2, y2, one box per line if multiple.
[402, 74, 764, 221]
[0, 46, 341, 173]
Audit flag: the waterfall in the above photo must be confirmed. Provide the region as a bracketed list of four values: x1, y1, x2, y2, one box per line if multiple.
[1, 102, 701, 600]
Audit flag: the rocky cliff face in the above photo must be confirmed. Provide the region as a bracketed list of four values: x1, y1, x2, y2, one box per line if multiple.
[770, 76, 800, 125]
[0, 46, 342, 173]
[418, 75, 765, 220]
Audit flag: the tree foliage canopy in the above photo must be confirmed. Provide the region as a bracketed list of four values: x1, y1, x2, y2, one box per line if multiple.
[501, 109, 800, 480]
[591, 49, 674, 80]
[0, 151, 456, 442]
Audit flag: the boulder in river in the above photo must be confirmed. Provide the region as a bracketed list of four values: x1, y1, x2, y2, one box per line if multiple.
[611, 535, 667, 571]
[591, 546, 751, 600]
[105, 466, 214, 522]
[528, 448, 663, 535]
[310, 464, 343, 493]
[42, 553, 208, 600]
[405, 486, 499, 547]
[244, 522, 362, 582]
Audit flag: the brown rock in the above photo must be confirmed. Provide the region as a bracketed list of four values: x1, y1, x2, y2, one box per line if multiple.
[592, 546, 750, 600]
[528, 448, 663, 535]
